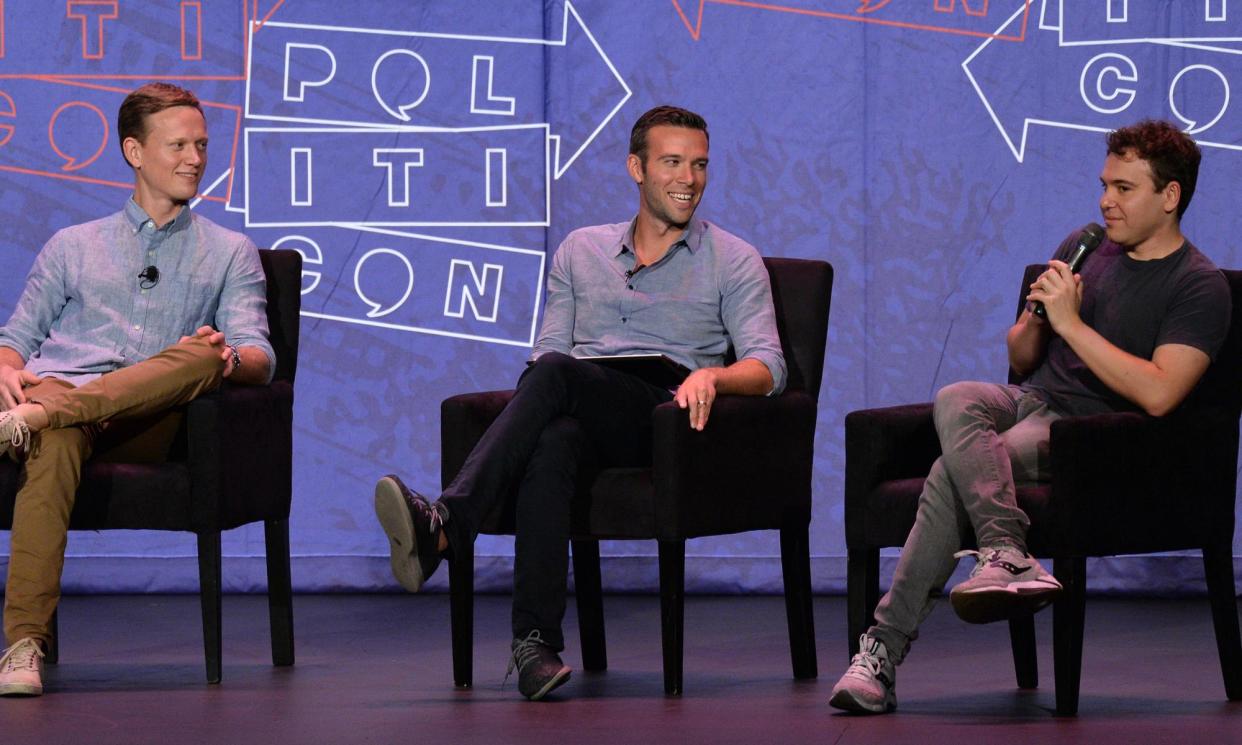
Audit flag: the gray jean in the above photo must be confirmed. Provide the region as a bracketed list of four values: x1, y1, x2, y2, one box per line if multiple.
[868, 381, 1060, 664]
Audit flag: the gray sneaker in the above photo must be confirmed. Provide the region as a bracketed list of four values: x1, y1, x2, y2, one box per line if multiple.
[829, 633, 896, 714]
[373, 475, 448, 593]
[507, 630, 571, 701]
[949, 546, 1062, 624]
[0, 638, 44, 697]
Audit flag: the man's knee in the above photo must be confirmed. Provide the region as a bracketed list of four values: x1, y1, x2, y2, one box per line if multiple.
[518, 352, 580, 391]
[932, 380, 996, 432]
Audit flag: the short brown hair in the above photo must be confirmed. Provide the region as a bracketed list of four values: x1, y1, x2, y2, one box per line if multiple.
[117, 83, 203, 167]
[1106, 120, 1201, 219]
[628, 105, 708, 164]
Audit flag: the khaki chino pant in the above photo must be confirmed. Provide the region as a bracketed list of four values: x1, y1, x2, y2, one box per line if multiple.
[4, 338, 224, 646]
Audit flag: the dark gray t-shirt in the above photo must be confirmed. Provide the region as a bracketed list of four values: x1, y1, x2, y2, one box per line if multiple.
[1021, 230, 1231, 417]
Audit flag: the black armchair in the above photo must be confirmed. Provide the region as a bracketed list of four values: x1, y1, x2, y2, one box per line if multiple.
[0, 248, 302, 683]
[440, 257, 833, 694]
[844, 264, 1242, 716]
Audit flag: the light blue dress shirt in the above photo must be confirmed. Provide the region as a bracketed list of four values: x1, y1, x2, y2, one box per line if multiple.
[0, 199, 275, 384]
[532, 217, 787, 395]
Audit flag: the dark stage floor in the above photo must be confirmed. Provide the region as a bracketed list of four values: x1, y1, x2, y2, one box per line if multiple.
[2, 593, 1239, 744]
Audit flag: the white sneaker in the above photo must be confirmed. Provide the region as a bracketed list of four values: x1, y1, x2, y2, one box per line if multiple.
[949, 546, 1062, 624]
[0, 638, 45, 697]
[0, 409, 31, 461]
[829, 633, 896, 714]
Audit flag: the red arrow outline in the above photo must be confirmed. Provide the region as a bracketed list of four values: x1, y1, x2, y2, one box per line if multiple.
[673, 0, 1031, 42]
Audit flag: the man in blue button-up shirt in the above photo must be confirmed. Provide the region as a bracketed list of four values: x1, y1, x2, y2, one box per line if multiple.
[0, 83, 273, 697]
[374, 106, 784, 701]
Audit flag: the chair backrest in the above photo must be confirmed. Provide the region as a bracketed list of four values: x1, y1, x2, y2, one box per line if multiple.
[763, 257, 833, 397]
[259, 249, 303, 384]
[1012, 263, 1242, 416]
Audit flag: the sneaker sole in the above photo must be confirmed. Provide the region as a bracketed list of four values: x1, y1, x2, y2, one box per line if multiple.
[374, 477, 426, 593]
[0, 682, 42, 697]
[526, 666, 571, 702]
[828, 686, 895, 714]
[950, 583, 1062, 624]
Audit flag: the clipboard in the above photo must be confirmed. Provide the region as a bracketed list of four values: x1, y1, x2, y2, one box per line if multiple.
[579, 353, 691, 388]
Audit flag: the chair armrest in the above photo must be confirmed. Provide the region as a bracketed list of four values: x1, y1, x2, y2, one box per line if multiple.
[186, 380, 294, 531]
[649, 390, 818, 537]
[441, 390, 515, 489]
[843, 403, 939, 548]
[1047, 407, 1240, 553]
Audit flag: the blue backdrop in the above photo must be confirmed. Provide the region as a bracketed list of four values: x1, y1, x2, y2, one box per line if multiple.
[0, 1, 1238, 595]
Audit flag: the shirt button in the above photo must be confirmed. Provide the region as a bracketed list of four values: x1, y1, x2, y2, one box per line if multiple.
[627, 285, 634, 290]
[621, 318, 627, 323]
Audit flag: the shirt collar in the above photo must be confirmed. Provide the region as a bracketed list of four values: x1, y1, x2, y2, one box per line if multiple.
[124, 197, 193, 236]
[614, 216, 705, 259]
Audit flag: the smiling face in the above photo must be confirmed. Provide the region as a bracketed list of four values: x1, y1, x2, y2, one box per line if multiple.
[124, 104, 208, 223]
[627, 125, 709, 232]
[1098, 149, 1181, 254]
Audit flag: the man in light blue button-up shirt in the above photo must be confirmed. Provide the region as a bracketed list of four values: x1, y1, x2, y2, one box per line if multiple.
[374, 106, 785, 701]
[0, 83, 273, 697]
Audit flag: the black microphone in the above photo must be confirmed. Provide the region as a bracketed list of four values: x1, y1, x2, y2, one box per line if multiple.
[138, 265, 160, 287]
[1031, 222, 1104, 318]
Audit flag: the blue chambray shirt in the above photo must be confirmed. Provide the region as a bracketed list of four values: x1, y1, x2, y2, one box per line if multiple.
[0, 199, 275, 385]
[531, 218, 787, 395]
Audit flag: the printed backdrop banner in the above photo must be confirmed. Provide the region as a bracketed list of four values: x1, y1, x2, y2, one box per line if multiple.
[1, 1, 1238, 594]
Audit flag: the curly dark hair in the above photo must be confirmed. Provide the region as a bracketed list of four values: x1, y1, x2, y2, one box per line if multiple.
[1106, 120, 1200, 219]
[628, 105, 708, 164]
[117, 83, 203, 167]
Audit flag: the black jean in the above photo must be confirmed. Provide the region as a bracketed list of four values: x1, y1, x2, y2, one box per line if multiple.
[439, 352, 674, 650]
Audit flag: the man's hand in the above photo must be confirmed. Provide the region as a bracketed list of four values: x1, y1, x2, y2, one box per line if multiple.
[675, 368, 720, 431]
[1026, 259, 1084, 333]
[179, 325, 237, 377]
[0, 365, 39, 410]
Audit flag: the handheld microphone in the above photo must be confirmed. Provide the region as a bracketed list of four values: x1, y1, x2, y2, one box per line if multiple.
[1031, 222, 1104, 318]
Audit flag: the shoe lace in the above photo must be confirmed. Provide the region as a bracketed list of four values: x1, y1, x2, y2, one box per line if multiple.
[503, 630, 547, 687]
[2, 412, 30, 450]
[0, 638, 43, 673]
[844, 637, 887, 681]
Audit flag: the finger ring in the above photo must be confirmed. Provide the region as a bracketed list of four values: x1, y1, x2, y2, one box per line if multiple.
[697, 400, 707, 406]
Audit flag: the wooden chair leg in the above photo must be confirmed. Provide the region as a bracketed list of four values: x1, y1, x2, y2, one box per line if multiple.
[45, 609, 59, 665]
[779, 527, 817, 679]
[197, 531, 223, 684]
[1008, 613, 1038, 689]
[264, 519, 295, 667]
[1052, 556, 1086, 716]
[1203, 546, 1242, 700]
[448, 544, 475, 688]
[657, 539, 685, 696]
[846, 548, 879, 659]
[571, 539, 607, 672]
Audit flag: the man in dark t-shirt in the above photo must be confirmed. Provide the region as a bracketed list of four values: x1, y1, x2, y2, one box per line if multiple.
[830, 120, 1231, 715]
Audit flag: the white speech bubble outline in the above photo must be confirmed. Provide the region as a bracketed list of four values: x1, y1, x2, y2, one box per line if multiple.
[283, 43, 337, 102]
[270, 234, 324, 295]
[371, 49, 431, 122]
[1079, 52, 1138, 115]
[354, 247, 414, 318]
[1169, 64, 1230, 134]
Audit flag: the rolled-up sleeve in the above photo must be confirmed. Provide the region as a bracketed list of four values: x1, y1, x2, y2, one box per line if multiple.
[0, 233, 69, 361]
[215, 237, 276, 383]
[530, 237, 576, 360]
[720, 248, 786, 395]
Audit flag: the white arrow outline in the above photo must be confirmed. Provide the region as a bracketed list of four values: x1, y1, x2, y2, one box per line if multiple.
[245, 1, 630, 180]
[964, 0, 1242, 162]
[299, 225, 546, 348]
